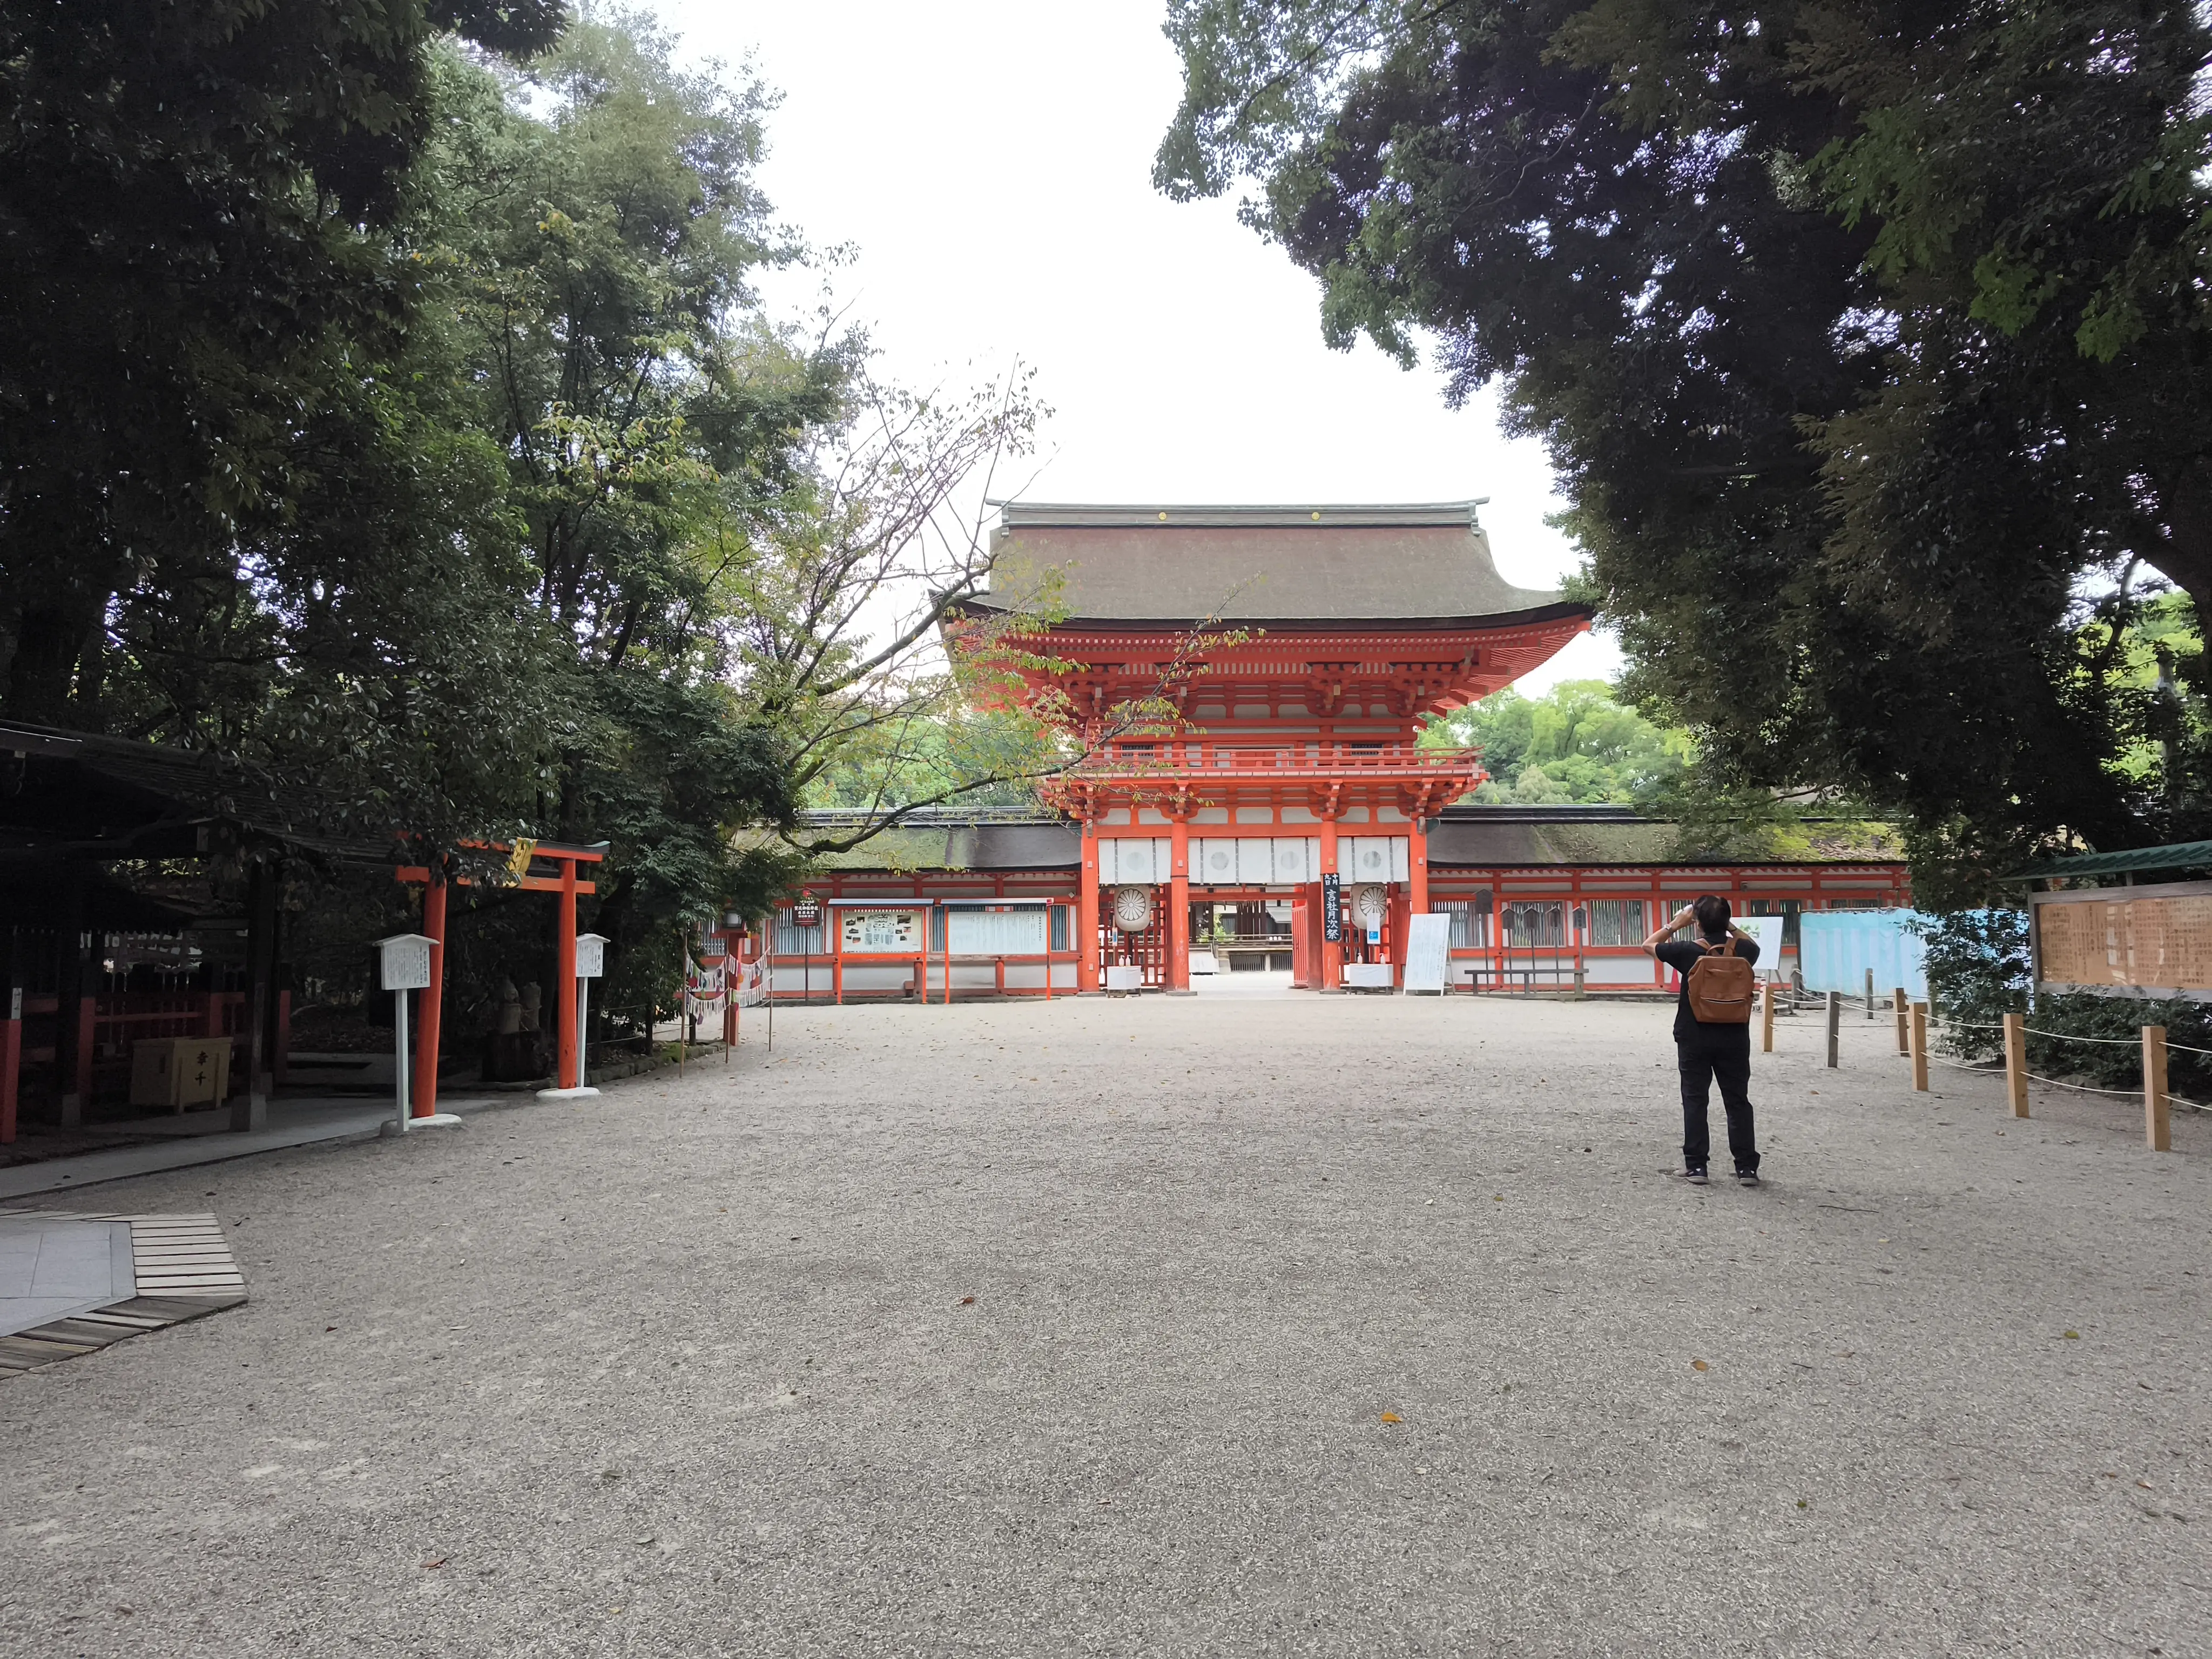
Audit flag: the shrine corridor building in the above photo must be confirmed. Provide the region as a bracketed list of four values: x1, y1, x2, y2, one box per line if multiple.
[758, 503, 1909, 1001]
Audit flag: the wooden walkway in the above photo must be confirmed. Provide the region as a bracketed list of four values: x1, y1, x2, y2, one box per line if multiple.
[0, 1210, 245, 1378]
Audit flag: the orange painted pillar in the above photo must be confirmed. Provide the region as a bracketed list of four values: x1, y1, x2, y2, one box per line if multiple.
[1319, 814, 1342, 992]
[71, 995, 97, 1114]
[1168, 816, 1190, 992]
[1410, 818, 1430, 918]
[412, 873, 446, 1117]
[1078, 820, 1100, 992]
[555, 856, 579, 1090]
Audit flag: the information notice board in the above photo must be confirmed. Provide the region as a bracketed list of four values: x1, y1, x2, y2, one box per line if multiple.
[2032, 880, 2212, 996]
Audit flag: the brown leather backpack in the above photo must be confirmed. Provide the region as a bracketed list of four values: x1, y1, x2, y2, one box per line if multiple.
[1685, 937, 1757, 1023]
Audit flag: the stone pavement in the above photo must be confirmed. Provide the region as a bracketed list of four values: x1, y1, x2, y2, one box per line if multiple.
[0, 1093, 500, 1202]
[0, 1214, 133, 1334]
[0, 993, 2205, 1656]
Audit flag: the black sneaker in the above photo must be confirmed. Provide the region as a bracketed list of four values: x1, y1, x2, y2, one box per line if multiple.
[1680, 1166, 1709, 1185]
[1736, 1169, 1762, 1188]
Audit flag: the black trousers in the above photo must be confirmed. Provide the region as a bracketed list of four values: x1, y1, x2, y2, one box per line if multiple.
[1678, 1026, 1758, 1173]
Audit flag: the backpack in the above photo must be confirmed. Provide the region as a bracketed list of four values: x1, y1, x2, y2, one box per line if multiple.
[1685, 937, 1757, 1023]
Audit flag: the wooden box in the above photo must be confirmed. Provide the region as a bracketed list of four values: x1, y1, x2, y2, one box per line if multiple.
[131, 1036, 232, 1109]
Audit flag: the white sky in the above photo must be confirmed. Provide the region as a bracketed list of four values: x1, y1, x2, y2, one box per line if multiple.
[651, 0, 1623, 697]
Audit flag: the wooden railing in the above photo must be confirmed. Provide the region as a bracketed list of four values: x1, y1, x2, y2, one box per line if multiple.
[1072, 741, 1483, 778]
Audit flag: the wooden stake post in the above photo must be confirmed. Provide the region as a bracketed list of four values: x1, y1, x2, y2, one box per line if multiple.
[1893, 988, 1910, 1055]
[2002, 1010, 2029, 1118]
[2143, 1024, 2172, 1153]
[1825, 991, 1840, 1068]
[1865, 968, 1876, 1019]
[1761, 981, 1776, 1053]
[1910, 1002, 1930, 1091]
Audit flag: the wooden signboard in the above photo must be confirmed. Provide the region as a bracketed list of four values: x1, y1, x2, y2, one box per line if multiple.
[2031, 880, 2212, 997]
[839, 908, 921, 954]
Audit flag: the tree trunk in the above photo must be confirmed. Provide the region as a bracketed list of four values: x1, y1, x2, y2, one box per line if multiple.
[2152, 466, 2212, 619]
[3, 597, 99, 726]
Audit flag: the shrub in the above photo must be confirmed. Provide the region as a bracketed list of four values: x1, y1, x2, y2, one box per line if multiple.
[1910, 910, 2029, 1062]
[2024, 993, 2212, 1101]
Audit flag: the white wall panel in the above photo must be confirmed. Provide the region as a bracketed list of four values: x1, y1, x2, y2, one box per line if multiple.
[1115, 838, 1153, 883]
[1237, 838, 1275, 882]
[1391, 836, 1411, 883]
[1347, 837, 1394, 883]
[1197, 838, 1239, 885]
[1271, 837, 1309, 884]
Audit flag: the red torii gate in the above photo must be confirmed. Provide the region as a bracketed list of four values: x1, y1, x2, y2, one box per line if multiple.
[395, 839, 605, 1117]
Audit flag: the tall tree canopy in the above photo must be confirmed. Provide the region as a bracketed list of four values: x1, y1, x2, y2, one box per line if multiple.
[0, 0, 566, 724]
[1424, 680, 1689, 804]
[1157, 1, 2212, 900]
[0, 4, 1063, 1021]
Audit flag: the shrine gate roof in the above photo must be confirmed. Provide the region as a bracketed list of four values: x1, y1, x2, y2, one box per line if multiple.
[773, 807, 1906, 872]
[971, 501, 1584, 628]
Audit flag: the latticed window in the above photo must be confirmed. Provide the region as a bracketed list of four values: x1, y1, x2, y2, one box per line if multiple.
[773, 913, 824, 954]
[1741, 896, 1807, 945]
[1437, 898, 1489, 949]
[1501, 900, 1566, 948]
[1588, 899, 1648, 946]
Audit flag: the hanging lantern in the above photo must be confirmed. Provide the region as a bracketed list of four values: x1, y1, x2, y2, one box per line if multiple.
[1112, 885, 1156, 933]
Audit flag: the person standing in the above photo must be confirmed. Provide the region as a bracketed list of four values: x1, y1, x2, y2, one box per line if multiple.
[1641, 894, 1763, 1186]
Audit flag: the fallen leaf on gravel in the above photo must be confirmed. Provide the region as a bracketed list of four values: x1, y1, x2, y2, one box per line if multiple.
[959, 1296, 976, 1305]
[2063, 1330, 2081, 1340]
[1379, 1411, 1404, 1424]
[421, 1558, 446, 1569]
[1691, 1359, 1710, 1373]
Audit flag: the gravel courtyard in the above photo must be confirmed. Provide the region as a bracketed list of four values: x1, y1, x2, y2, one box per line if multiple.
[3, 989, 2206, 1657]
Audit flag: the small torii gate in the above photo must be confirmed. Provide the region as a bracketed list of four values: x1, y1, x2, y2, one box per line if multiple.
[396, 839, 606, 1117]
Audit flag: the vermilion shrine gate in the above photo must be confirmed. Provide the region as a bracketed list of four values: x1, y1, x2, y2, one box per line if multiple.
[974, 500, 1578, 992]
[744, 502, 1910, 1000]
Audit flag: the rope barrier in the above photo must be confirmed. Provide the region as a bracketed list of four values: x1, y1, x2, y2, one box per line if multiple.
[1927, 1015, 2212, 1058]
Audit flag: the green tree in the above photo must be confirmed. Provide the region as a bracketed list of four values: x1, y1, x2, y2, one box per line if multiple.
[1155, 1, 2212, 896]
[1425, 680, 1688, 802]
[0, 0, 565, 724]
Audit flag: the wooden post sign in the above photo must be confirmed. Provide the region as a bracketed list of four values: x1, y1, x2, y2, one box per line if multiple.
[374, 933, 435, 1134]
[574, 932, 609, 1091]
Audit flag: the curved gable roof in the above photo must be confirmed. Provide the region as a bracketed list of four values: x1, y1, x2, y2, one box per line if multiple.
[973, 501, 1574, 625]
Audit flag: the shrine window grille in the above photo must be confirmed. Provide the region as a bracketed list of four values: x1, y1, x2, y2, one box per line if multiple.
[1739, 897, 1806, 946]
[773, 914, 825, 954]
[1587, 899, 1648, 946]
[1501, 900, 1567, 949]
[1437, 899, 1490, 949]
